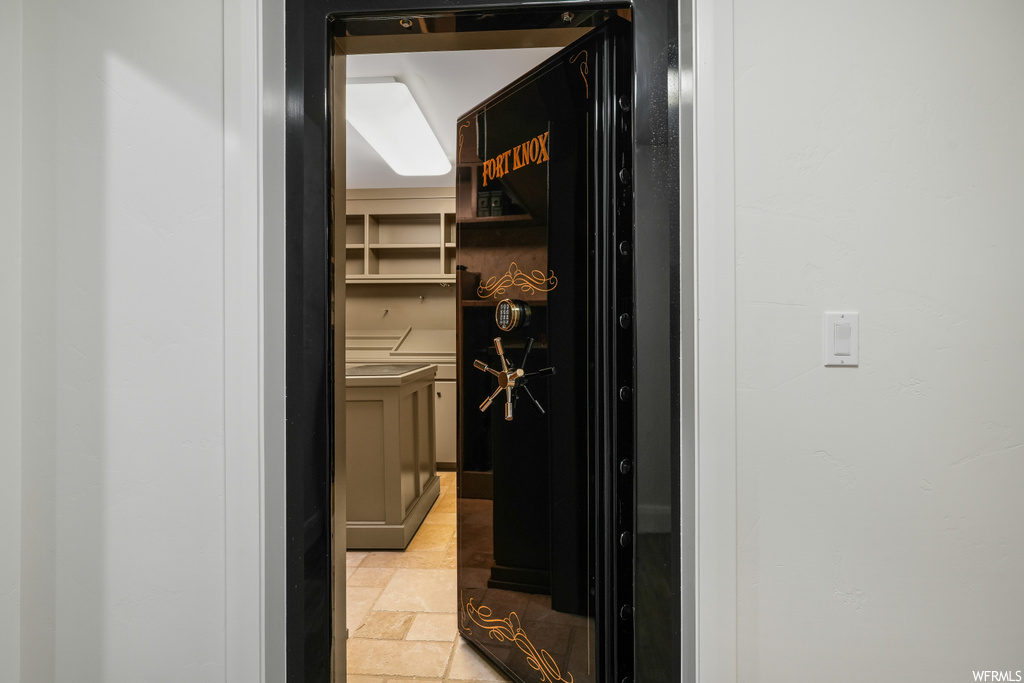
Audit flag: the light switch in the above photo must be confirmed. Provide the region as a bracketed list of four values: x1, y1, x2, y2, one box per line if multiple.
[834, 322, 852, 355]
[825, 312, 858, 366]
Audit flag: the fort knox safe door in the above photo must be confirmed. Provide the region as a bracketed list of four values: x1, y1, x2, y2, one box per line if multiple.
[455, 18, 635, 683]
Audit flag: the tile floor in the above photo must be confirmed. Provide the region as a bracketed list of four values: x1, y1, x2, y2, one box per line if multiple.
[346, 472, 513, 682]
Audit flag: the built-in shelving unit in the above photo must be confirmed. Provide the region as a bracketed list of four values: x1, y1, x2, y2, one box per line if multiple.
[342, 189, 458, 467]
[344, 188, 456, 284]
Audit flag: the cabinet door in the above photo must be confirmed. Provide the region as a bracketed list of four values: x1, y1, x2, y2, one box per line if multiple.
[433, 380, 457, 466]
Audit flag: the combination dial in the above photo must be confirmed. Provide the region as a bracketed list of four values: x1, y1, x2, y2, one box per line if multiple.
[473, 336, 554, 422]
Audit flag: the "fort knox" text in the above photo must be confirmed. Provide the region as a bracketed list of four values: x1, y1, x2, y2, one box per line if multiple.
[482, 131, 550, 187]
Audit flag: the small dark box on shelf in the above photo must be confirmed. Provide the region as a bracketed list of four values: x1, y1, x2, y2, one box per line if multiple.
[476, 191, 492, 217]
[488, 192, 509, 216]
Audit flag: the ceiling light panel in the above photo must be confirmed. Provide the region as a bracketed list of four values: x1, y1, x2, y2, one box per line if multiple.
[346, 81, 452, 177]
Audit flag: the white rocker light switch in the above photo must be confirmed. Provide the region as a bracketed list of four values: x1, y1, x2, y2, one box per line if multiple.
[825, 312, 858, 366]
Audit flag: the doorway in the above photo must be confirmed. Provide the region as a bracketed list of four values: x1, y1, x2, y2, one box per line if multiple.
[283, 3, 687, 681]
[339, 43, 567, 681]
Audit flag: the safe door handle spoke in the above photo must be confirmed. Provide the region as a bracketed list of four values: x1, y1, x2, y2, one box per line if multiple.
[472, 336, 552, 421]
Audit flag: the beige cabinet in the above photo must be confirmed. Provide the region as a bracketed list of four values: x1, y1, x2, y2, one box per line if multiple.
[345, 364, 439, 549]
[433, 378, 457, 467]
[346, 330, 457, 469]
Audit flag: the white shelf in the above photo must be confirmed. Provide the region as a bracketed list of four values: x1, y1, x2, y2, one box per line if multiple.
[346, 274, 455, 284]
[369, 243, 437, 250]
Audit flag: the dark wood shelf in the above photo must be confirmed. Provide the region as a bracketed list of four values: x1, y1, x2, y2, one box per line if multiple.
[460, 299, 548, 307]
[456, 214, 534, 226]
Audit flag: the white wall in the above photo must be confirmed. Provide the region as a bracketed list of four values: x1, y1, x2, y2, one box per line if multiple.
[19, 0, 236, 679]
[725, 0, 1024, 679]
[1, 1, 24, 680]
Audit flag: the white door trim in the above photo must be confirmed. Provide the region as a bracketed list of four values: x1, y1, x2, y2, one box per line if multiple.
[223, 0, 287, 680]
[692, 0, 738, 680]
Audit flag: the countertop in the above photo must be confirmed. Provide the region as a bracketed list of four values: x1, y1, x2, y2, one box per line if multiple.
[346, 327, 455, 366]
[345, 363, 436, 387]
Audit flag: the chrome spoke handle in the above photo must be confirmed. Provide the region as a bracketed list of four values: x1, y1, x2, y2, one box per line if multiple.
[479, 386, 503, 412]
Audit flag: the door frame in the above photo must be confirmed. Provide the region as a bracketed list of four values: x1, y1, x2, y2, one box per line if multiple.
[279, 1, 693, 680]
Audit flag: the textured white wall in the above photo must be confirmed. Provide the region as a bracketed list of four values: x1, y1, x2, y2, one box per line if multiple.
[19, 0, 228, 680]
[0, 1, 24, 680]
[731, 1, 1024, 679]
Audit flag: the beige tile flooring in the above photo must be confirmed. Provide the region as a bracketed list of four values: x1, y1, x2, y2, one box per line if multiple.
[346, 472, 513, 682]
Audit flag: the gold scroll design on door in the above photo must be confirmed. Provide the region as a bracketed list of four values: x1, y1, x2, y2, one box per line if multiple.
[477, 262, 558, 299]
[569, 50, 589, 98]
[462, 598, 575, 683]
[458, 121, 471, 160]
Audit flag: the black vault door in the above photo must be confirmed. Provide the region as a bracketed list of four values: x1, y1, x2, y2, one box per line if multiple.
[455, 18, 633, 683]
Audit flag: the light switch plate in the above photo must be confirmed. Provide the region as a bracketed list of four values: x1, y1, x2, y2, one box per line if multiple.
[824, 312, 859, 366]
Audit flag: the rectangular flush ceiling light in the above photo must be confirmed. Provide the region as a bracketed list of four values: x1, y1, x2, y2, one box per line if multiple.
[346, 79, 452, 176]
